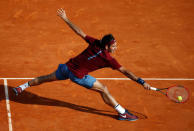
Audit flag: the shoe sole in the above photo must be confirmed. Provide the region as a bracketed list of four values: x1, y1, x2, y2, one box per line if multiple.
[118, 118, 138, 121]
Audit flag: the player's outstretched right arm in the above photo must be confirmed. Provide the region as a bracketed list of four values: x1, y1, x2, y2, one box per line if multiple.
[57, 8, 86, 39]
[118, 66, 151, 90]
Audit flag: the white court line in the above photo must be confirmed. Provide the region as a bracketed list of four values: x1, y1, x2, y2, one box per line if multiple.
[0, 78, 194, 80]
[97, 78, 194, 81]
[4, 79, 13, 131]
[0, 78, 34, 80]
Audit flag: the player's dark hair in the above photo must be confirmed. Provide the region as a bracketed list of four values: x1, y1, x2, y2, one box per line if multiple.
[99, 34, 115, 49]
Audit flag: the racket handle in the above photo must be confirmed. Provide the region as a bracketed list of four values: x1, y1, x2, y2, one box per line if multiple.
[150, 87, 158, 91]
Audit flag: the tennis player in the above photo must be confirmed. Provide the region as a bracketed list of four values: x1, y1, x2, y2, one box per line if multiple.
[13, 8, 151, 121]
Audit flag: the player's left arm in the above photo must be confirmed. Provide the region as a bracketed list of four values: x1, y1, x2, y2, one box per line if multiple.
[118, 66, 151, 90]
[57, 8, 86, 39]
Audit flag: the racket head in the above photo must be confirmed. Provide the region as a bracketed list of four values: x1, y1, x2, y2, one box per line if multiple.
[166, 85, 189, 103]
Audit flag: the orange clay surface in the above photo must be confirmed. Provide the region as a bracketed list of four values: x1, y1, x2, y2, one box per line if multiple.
[0, 0, 194, 130]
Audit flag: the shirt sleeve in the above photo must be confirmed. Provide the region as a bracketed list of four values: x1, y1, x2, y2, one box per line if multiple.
[108, 58, 122, 70]
[84, 35, 98, 45]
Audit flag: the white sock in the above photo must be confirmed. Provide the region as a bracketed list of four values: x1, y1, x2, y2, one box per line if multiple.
[19, 82, 30, 91]
[115, 104, 126, 114]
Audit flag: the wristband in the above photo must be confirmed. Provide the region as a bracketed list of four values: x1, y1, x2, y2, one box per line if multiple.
[137, 78, 145, 85]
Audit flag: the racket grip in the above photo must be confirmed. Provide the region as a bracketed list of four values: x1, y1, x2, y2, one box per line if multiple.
[150, 87, 158, 91]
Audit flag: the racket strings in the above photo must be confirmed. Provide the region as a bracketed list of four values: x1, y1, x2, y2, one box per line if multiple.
[167, 86, 189, 103]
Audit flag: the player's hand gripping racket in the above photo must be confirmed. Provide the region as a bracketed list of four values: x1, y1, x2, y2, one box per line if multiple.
[150, 85, 189, 103]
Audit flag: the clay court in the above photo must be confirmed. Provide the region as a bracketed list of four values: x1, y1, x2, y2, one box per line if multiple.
[0, 0, 194, 130]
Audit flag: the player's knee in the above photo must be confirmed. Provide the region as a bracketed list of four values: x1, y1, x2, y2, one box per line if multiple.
[101, 86, 109, 94]
[92, 81, 109, 94]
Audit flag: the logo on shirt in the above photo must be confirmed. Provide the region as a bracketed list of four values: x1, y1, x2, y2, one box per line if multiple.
[88, 50, 102, 60]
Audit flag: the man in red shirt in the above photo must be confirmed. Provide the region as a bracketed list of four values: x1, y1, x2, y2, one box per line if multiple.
[13, 8, 151, 121]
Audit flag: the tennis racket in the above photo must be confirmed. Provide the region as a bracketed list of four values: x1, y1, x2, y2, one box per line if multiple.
[150, 85, 189, 103]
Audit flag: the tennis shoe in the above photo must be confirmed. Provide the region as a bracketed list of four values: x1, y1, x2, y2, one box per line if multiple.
[118, 110, 138, 121]
[13, 87, 22, 96]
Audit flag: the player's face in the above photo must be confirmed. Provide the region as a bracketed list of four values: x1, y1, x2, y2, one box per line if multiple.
[108, 42, 117, 53]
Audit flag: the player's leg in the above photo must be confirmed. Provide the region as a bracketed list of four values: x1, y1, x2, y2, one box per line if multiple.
[91, 80, 118, 107]
[13, 64, 68, 96]
[91, 80, 138, 121]
[29, 71, 57, 86]
[69, 73, 138, 121]
[69, 74, 119, 108]
[91, 80, 125, 111]
[13, 71, 58, 95]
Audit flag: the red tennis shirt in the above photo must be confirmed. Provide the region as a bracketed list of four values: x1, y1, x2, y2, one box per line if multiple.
[66, 35, 121, 78]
